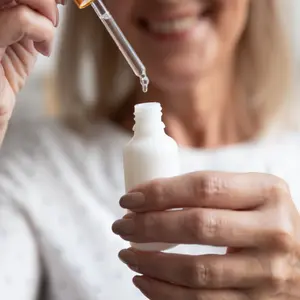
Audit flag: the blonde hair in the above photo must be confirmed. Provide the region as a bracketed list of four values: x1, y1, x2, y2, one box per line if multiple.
[55, 0, 293, 137]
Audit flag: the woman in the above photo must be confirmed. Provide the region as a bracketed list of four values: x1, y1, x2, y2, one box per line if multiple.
[0, 0, 300, 299]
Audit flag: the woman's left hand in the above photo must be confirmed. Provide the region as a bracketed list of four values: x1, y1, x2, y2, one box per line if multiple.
[112, 172, 300, 299]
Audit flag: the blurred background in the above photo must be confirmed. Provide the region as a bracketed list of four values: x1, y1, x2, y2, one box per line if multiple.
[13, 1, 300, 124]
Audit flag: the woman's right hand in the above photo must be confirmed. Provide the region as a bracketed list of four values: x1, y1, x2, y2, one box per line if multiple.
[0, 0, 65, 144]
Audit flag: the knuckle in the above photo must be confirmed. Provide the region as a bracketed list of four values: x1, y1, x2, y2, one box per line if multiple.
[190, 260, 220, 288]
[266, 175, 290, 203]
[270, 228, 293, 252]
[264, 177, 294, 252]
[16, 5, 31, 28]
[196, 174, 224, 204]
[269, 210, 294, 252]
[267, 255, 289, 292]
[148, 179, 165, 205]
[16, 5, 55, 39]
[47, 23, 55, 38]
[188, 210, 221, 242]
[192, 261, 211, 287]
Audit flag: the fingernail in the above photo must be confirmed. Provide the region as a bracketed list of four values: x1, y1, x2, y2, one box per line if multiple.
[120, 192, 145, 209]
[119, 249, 139, 271]
[35, 42, 52, 57]
[133, 276, 148, 290]
[112, 219, 135, 235]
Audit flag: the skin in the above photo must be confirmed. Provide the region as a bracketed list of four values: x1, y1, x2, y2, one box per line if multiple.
[109, 0, 250, 147]
[0, 0, 62, 144]
[0, 0, 300, 299]
[113, 172, 300, 299]
[109, 0, 300, 299]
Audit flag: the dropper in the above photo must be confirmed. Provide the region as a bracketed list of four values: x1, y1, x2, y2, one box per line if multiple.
[74, 0, 149, 93]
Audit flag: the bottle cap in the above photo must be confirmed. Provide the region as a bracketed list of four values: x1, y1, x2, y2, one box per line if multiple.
[74, 0, 93, 9]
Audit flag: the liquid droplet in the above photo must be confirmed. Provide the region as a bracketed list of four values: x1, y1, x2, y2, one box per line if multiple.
[142, 83, 148, 93]
[140, 73, 149, 93]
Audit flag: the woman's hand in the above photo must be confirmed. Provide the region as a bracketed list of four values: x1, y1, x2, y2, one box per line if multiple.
[0, 0, 64, 144]
[112, 172, 300, 299]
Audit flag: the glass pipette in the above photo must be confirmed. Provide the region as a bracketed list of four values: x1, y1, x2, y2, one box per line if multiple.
[74, 0, 149, 93]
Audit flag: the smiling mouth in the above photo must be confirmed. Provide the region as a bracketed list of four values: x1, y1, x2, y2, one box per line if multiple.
[138, 5, 214, 36]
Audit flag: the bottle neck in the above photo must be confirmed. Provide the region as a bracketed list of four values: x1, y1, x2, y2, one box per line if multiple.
[133, 103, 166, 136]
[133, 115, 165, 136]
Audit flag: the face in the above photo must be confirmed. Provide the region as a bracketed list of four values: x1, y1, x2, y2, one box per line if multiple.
[107, 0, 250, 92]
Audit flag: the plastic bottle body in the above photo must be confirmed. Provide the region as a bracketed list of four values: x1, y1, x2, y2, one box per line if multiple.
[123, 103, 180, 251]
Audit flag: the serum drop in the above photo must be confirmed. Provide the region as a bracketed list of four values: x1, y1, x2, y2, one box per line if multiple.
[123, 102, 180, 251]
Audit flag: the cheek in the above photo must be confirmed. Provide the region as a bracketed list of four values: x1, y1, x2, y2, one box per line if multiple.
[216, 0, 250, 51]
[106, 0, 134, 31]
[146, 26, 221, 91]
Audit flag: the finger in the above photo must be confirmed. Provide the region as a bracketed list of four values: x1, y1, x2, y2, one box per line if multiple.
[120, 171, 288, 212]
[0, 6, 55, 56]
[113, 209, 265, 248]
[3, 39, 37, 93]
[16, 0, 58, 26]
[120, 249, 267, 289]
[133, 276, 249, 300]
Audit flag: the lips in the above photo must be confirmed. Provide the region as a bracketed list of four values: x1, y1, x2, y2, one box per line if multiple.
[137, 3, 213, 37]
[147, 17, 198, 35]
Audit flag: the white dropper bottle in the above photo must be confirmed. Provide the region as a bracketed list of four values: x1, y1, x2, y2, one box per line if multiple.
[123, 102, 180, 251]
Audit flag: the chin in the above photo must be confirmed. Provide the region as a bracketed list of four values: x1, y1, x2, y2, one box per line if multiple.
[149, 70, 201, 93]
[139, 31, 220, 92]
[146, 54, 217, 93]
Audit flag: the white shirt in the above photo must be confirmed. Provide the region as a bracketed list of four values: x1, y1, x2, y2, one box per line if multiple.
[0, 118, 300, 300]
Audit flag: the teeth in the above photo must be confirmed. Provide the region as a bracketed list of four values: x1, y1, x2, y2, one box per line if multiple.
[148, 17, 197, 34]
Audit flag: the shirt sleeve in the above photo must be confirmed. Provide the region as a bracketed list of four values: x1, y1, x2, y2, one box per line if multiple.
[0, 203, 41, 300]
